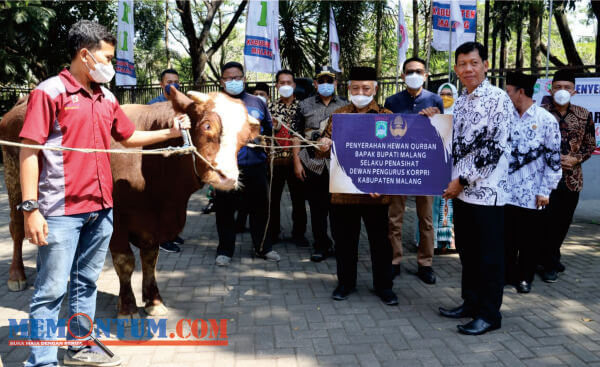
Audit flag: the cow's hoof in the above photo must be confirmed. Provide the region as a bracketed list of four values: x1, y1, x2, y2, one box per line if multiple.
[145, 303, 168, 316]
[7, 279, 27, 292]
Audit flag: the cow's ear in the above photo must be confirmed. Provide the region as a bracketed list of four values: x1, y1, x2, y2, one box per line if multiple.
[166, 85, 194, 113]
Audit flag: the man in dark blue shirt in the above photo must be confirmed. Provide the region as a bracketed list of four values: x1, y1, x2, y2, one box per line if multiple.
[384, 57, 444, 285]
[149, 68, 184, 253]
[148, 68, 180, 105]
[214, 61, 279, 266]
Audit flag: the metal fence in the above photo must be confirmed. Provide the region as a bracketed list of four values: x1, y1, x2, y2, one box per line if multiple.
[2, 64, 598, 117]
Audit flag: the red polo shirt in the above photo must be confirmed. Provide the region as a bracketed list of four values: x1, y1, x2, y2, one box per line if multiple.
[19, 69, 135, 216]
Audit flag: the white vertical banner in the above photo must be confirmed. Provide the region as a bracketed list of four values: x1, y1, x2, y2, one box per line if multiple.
[329, 7, 340, 72]
[397, 0, 408, 70]
[244, 0, 281, 74]
[432, 0, 476, 51]
[116, 0, 136, 85]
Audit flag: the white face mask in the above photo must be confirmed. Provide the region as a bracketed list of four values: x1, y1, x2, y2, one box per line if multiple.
[404, 73, 424, 90]
[256, 95, 267, 104]
[553, 89, 571, 106]
[278, 85, 294, 98]
[350, 94, 373, 109]
[86, 52, 115, 84]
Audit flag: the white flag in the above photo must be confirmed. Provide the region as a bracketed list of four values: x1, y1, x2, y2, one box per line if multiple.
[432, 0, 476, 51]
[397, 1, 409, 70]
[244, 0, 281, 74]
[116, 0, 136, 85]
[329, 7, 340, 72]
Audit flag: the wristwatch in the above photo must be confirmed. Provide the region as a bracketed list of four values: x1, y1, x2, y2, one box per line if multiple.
[17, 200, 39, 212]
[458, 176, 469, 187]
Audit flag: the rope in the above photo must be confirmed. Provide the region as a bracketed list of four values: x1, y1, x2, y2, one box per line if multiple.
[0, 139, 195, 157]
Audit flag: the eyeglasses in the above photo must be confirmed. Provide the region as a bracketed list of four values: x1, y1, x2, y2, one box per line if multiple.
[405, 69, 425, 75]
[317, 77, 334, 84]
[222, 75, 244, 82]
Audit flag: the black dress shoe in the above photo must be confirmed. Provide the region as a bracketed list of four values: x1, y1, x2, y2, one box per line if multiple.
[457, 318, 501, 335]
[332, 285, 356, 301]
[375, 289, 398, 306]
[391, 264, 401, 279]
[311, 248, 333, 262]
[541, 270, 558, 283]
[416, 266, 436, 284]
[439, 304, 474, 319]
[516, 280, 531, 293]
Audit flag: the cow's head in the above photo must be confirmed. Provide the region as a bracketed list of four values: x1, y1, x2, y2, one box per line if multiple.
[166, 86, 259, 190]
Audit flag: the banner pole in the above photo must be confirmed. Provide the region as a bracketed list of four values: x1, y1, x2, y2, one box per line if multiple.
[448, 1, 453, 81]
[545, 0, 554, 79]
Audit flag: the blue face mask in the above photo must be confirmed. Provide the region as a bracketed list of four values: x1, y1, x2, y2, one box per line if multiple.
[318, 83, 335, 97]
[165, 83, 180, 96]
[224, 79, 244, 96]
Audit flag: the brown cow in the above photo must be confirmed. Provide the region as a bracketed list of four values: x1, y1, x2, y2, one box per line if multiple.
[0, 87, 258, 319]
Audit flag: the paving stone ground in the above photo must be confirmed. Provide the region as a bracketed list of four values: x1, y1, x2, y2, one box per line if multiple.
[0, 167, 599, 367]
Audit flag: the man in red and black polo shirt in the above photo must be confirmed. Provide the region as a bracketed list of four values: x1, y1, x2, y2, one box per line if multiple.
[20, 21, 189, 367]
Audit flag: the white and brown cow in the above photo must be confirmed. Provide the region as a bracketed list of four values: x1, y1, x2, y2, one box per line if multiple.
[0, 87, 258, 318]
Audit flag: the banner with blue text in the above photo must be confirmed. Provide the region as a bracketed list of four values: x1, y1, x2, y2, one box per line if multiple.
[330, 114, 453, 195]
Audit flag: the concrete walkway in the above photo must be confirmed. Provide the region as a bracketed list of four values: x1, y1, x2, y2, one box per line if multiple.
[0, 168, 599, 367]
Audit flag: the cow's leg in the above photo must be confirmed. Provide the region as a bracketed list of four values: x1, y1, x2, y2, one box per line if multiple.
[110, 236, 139, 318]
[4, 147, 27, 291]
[140, 246, 167, 316]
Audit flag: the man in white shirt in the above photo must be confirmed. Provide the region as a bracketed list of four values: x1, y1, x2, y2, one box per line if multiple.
[440, 42, 513, 336]
[503, 72, 562, 294]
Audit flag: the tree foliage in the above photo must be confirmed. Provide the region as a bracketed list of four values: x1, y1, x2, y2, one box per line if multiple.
[0, 1, 54, 86]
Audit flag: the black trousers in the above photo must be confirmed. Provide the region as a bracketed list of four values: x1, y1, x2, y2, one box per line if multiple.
[215, 163, 272, 257]
[268, 163, 307, 239]
[304, 166, 334, 251]
[453, 199, 504, 325]
[505, 205, 541, 284]
[541, 179, 580, 272]
[331, 203, 393, 291]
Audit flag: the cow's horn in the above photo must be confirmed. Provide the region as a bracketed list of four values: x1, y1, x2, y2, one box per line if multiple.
[187, 91, 211, 104]
[248, 116, 260, 126]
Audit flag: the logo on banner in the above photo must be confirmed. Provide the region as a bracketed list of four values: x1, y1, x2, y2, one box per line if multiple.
[398, 25, 407, 48]
[390, 116, 408, 138]
[375, 121, 388, 139]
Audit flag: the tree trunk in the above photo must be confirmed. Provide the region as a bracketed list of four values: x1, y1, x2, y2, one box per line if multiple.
[516, 19, 523, 69]
[483, 0, 490, 52]
[540, 43, 566, 67]
[528, 2, 542, 70]
[165, 1, 170, 69]
[374, 1, 384, 80]
[492, 32, 497, 71]
[412, 0, 419, 57]
[553, 1, 584, 67]
[590, 0, 600, 72]
[175, 0, 246, 87]
[500, 32, 507, 89]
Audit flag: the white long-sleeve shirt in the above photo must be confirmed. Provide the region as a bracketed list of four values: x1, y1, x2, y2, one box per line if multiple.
[452, 79, 513, 206]
[503, 103, 562, 209]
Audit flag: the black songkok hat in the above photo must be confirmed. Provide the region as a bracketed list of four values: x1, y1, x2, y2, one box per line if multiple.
[552, 69, 575, 84]
[506, 71, 537, 91]
[349, 66, 377, 81]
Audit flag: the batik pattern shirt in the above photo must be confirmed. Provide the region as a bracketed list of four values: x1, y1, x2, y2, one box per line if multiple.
[297, 95, 348, 174]
[542, 102, 596, 192]
[503, 104, 562, 209]
[269, 98, 301, 164]
[452, 79, 512, 206]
